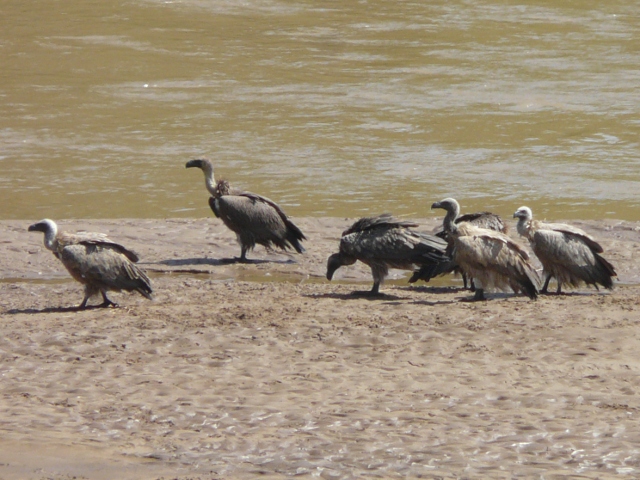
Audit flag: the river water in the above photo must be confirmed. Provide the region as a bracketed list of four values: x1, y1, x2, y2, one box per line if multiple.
[1, 0, 639, 221]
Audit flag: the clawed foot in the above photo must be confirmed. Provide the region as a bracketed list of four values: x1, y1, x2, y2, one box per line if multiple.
[540, 288, 562, 295]
[460, 289, 486, 302]
[349, 290, 383, 297]
[76, 300, 119, 310]
[97, 299, 119, 308]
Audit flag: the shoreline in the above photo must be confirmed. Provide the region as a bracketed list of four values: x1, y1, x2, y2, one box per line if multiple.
[3, 216, 640, 285]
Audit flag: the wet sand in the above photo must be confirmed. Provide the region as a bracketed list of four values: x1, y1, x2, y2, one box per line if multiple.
[1, 217, 640, 479]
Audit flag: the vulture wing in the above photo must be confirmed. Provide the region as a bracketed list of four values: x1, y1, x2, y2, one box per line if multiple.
[540, 222, 603, 253]
[58, 242, 152, 299]
[342, 214, 418, 236]
[58, 232, 141, 263]
[341, 225, 447, 269]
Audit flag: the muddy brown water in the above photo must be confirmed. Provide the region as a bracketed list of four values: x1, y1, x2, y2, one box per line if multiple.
[1, 0, 639, 221]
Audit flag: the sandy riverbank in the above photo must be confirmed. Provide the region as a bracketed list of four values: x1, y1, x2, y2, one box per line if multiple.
[1, 217, 640, 479]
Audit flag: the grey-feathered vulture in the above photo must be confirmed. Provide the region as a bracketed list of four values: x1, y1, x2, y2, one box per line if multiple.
[513, 206, 616, 294]
[411, 208, 508, 288]
[186, 158, 306, 262]
[326, 214, 450, 296]
[431, 198, 538, 301]
[28, 219, 153, 309]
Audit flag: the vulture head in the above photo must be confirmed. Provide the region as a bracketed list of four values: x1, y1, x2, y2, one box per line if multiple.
[28, 218, 57, 235]
[432, 198, 461, 233]
[431, 198, 460, 216]
[513, 206, 533, 221]
[326, 253, 357, 280]
[185, 158, 214, 175]
[28, 219, 58, 250]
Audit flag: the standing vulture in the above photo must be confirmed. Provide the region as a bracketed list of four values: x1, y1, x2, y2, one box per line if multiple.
[431, 198, 538, 301]
[411, 208, 508, 288]
[513, 206, 616, 293]
[326, 214, 450, 296]
[28, 219, 153, 309]
[186, 158, 306, 262]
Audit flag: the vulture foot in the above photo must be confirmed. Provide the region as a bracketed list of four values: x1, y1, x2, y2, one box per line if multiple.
[540, 275, 553, 294]
[350, 290, 384, 297]
[540, 286, 562, 295]
[97, 299, 119, 308]
[97, 292, 119, 308]
[350, 282, 383, 297]
[465, 289, 486, 302]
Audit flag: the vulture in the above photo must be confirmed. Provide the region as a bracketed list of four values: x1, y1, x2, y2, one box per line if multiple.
[430, 198, 538, 301]
[186, 158, 306, 262]
[411, 208, 508, 288]
[513, 206, 616, 294]
[326, 214, 450, 296]
[28, 219, 153, 309]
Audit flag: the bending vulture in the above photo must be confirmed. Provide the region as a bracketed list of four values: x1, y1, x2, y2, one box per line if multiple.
[28, 219, 153, 309]
[431, 198, 539, 301]
[186, 158, 306, 262]
[326, 214, 449, 296]
[513, 206, 616, 293]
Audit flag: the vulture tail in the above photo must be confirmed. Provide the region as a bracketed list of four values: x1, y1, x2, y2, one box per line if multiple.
[285, 219, 306, 254]
[516, 273, 538, 300]
[409, 259, 457, 284]
[594, 253, 617, 289]
[124, 263, 154, 299]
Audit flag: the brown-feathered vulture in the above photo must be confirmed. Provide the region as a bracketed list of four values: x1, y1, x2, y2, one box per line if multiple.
[431, 198, 539, 301]
[513, 206, 616, 294]
[185, 158, 306, 262]
[28, 219, 153, 309]
[326, 214, 450, 296]
[411, 208, 508, 288]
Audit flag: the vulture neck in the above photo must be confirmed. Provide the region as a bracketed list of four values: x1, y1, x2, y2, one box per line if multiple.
[43, 226, 58, 251]
[202, 165, 217, 197]
[443, 206, 460, 235]
[516, 217, 532, 238]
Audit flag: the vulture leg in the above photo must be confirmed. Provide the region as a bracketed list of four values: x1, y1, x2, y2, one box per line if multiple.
[540, 274, 552, 294]
[79, 295, 90, 310]
[462, 273, 477, 291]
[350, 281, 382, 297]
[79, 285, 99, 310]
[237, 246, 250, 263]
[98, 291, 118, 308]
[556, 283, 562, 294]
[473, 289, 486, 301]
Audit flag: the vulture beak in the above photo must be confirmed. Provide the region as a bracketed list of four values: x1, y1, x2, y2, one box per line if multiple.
[28, 222, 46, 233]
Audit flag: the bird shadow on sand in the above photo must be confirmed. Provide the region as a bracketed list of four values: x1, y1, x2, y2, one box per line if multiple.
[408, 285, 463, 295]
[5, 304, 116, 315]
[539, 291, 607, 298]
[403, 286, 461, 306]
[151, 257, 296, 268]
[410, 298, 459, 307]
[453, 292, 540, 303]
[304, 291, 408, 301]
